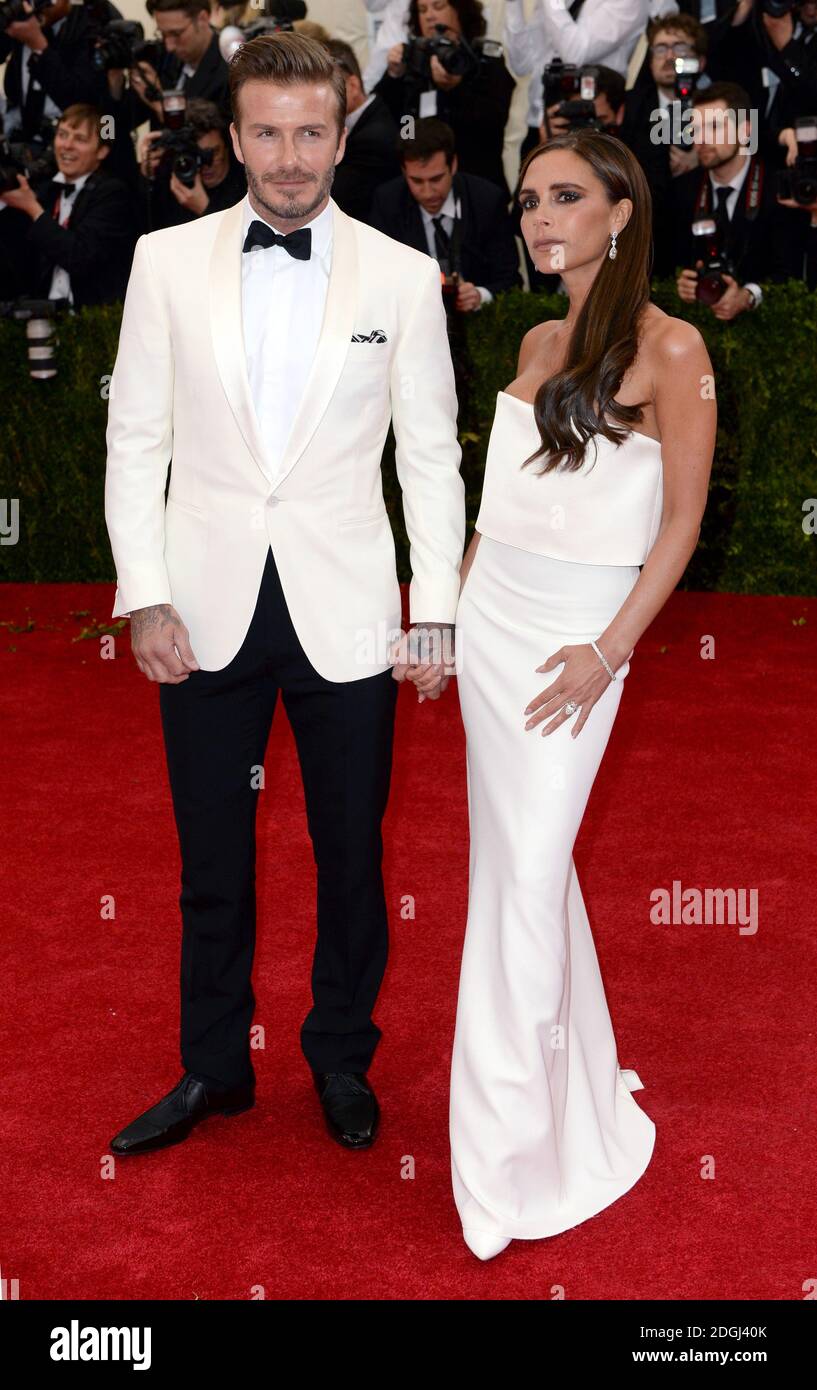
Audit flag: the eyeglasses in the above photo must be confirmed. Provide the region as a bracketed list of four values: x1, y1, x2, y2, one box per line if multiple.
[650, 42, 695, 57]
[153, 19, 194, 40]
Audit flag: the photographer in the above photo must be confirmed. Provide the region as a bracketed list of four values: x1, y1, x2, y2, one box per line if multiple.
[111, 0, 231, 135]
[0, 101, 136, 305]
[504, 0, 648, 163]
[323, 37, 400, 225]
[370, 116, 521, 306]
[620, 14, 713, 276]
[0, 0, 112, 140]
[672, 82, 806, 318]
[711, 1, 817, 156]
[776, 114, 817, 287]
[373, 0, 515, 196]
[136, 96, 245, 228]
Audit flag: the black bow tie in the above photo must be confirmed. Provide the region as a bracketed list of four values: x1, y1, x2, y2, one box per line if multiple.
[242, 219, 312, 260]
[55, 181, 76, 197]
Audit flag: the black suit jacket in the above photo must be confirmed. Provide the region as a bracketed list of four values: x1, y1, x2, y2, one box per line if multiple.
[619, 79, 678, 278]
[20, 169, 138, 307]
[370, 169, 521, 298]
[122, 29, 232, 134]
[670, 157, 805, 284]
[332, 96, 401, 226]
[0, 5, 119, 138]
[374, 54, 515, 197]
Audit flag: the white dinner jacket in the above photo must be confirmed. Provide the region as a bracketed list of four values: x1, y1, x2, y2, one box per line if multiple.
[104, 196, 465, 681]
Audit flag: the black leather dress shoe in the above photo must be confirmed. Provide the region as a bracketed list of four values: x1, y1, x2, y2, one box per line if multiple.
[312, 1071, 379, 1149]
[109, 1073, 255, 1156]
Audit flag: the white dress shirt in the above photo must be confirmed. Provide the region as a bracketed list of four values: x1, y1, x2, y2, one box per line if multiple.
[240, 193, 334, 485]
[419, 187, 492, 307]
[47, 168, 92, 304]
[504, 0, 649, 129]
[708, 157, 762, 308]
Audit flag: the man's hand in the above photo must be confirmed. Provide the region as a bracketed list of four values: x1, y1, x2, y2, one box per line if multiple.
[1, 173, 44, 219]
[129, 60, 164, 119]
[6, 1, 47, 51]
[129, 603, 200, 683]
[390, 623, 455, 702]
[170, 170, 209, 215]
[455, 279, 482, 312]
[676, 263, 701, 304]
[710, 273, 751, 320]
[138, 129, 164, 179]
[541, 101, 571, 140]
[669, 145, 698, 176]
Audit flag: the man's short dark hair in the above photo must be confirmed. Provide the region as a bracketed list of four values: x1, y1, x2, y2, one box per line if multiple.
[146, 0, 211, 17]
[323, 38, 362, 86]
[227, 31, 347, 136]
[691, 81, 752, 120]
[646, 12, 708, 57]
[184, 97, 228, 142]
[593, 66, 626, 113]
[397, 117, 457, 167]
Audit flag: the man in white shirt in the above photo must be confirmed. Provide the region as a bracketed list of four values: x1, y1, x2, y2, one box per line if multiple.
[504, 0, 652, 147]
[105, 32, 465, 1161]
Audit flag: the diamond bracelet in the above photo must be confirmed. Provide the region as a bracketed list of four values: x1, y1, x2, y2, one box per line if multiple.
[591, 640, 616, 681]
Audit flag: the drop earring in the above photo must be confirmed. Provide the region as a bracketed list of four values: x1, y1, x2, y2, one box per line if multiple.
[608, 230, 618, 260]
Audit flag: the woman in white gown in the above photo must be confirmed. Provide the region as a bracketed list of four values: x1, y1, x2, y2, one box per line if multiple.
[406, 131, 715, 1260]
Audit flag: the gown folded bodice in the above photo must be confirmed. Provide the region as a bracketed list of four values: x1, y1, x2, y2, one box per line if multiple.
[474, 390, 664, 566]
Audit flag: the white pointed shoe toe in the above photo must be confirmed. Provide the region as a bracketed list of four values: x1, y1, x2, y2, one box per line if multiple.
[463, 1228, 511, 1260]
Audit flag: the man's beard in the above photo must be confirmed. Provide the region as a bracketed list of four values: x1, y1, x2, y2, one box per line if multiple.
[245, 161, 336, 222]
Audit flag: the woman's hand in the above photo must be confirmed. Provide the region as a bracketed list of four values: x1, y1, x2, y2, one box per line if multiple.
[430, 55, 463, 89]
[523, 642, 613, 739]
[387, 42, 406, 77]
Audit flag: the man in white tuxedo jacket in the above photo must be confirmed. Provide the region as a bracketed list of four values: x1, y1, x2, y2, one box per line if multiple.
[105, 32, 465, 1157]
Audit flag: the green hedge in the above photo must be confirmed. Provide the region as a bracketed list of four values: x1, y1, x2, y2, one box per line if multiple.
[1, 279, 814, 594]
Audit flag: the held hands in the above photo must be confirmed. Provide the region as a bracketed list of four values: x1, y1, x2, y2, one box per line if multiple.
[524, 642, 614, 740]
[389, 624, 455, 703]
[129, 603, 200, 683]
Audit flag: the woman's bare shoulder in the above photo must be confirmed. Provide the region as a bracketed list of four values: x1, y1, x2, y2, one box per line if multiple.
[641, 303, 707, 359]
[516, 319, 560, 374]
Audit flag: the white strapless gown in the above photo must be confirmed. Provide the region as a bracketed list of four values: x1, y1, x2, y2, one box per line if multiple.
[450, 393, 658, 1260]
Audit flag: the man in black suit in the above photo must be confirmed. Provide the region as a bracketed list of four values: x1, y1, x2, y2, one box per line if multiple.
[672, 82, 807, 318]
[370, 118, 521, 310]
[116, 0, 231, 134]
[0, 0, 115, 140]
[137, 98, 246, 229]
[620, 12, 712, 280]
[322, 38, 400, 225]
[0, 103, 137, 307]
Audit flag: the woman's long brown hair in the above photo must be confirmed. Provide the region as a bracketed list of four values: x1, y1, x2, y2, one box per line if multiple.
[517, 131, 654, 474]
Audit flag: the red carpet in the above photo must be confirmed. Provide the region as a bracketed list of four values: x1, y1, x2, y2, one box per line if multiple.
[1, 581, 814, 1300]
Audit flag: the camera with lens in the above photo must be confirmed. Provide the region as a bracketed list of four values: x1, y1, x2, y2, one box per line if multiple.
[402, 24, 481, 84]
[0, 0, 50, 35]
[671, 55, 702, 148]
[689, 217, 737, 304]
[542, 59, 604, 131]
[92, 20, 163, 74]
[0, 296, 70, 379]
[150, 125, 213, 188]
[776, 117, 817, 204]
[0, 127, 57, 196]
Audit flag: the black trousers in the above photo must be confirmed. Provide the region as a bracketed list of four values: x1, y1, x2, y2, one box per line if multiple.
[158, 544, 399, 1088]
